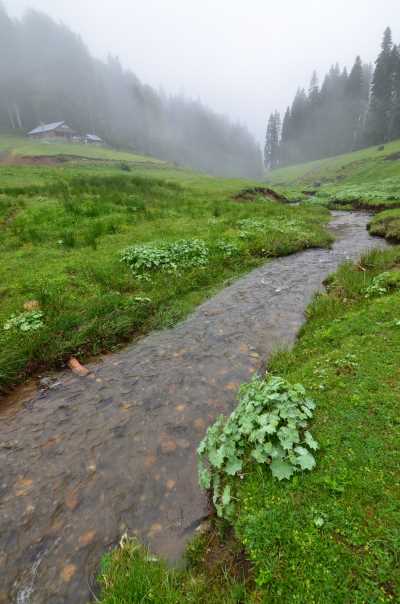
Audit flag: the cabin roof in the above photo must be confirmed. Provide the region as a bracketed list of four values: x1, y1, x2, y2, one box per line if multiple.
[86, 133, 103, 142]
[28, 121, 71, 135]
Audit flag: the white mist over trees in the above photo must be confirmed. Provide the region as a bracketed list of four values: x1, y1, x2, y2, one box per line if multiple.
[0, 4, 263, 178]
[265, 27, 400, 169]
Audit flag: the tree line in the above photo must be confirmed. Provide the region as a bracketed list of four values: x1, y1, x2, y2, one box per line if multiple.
[0, 4, 262, 178]
[265, 27, 400, 169]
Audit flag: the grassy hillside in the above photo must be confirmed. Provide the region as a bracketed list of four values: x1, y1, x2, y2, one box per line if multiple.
[0, 151, 331, 393]
[0, 133, 166, 164]
[267, 138, 400, 210]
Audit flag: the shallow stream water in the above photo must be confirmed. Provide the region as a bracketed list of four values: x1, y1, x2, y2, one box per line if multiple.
[0, 212, 387, 603]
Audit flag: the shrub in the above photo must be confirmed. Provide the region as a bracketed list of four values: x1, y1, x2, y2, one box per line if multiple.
[4, 310, 44, 333]
[198, 375, 319, 519]
[212, 240, 240, 257]
[365, 270, 400, 298]
[121, 239, 209, 279]
[237, 218, 265, 239]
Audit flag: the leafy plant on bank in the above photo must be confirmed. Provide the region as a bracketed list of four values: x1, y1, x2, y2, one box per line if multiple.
[237, 218, 266, 239]
[364, 270, 400, 297]
[197, 375, 319, 519]
[120, 239, 209, 279]
[4, 310, 44, 333]
[212, 239, 240, 257]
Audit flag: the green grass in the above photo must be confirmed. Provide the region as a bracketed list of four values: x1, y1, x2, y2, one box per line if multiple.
[0, 133, 165, 163]
[0, 164, 331, 393]
[97, 533, 252, 604]
[233, 247, 400, 603]
[98, 247, 400, 603]
[369, 209, 400, 242]
[266, 138, 400, 211]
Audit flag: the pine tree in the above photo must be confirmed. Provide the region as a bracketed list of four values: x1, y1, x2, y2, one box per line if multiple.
[266, 26, 400, 167]
[362, 63, 373, 101]
[278, 107, 291, 165]
[346, 56, 367, 148]
[264, 111, 281, 170]
[281, 107, 291, 142]
[308, 71, 320, 106]
[365, 27, 394, 143]
[290, 89, 308, 139]
[389, 45, 400, 139]
[347, 56, 363, 98]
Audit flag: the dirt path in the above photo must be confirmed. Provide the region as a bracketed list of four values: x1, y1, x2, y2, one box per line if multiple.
[0, 212, 387, 604]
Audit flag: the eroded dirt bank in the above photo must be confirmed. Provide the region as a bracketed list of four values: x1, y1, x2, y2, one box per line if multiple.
[0, 212, 387, 604]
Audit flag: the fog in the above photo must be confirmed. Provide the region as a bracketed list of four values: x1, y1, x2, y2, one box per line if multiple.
[7, 0, 400, 143]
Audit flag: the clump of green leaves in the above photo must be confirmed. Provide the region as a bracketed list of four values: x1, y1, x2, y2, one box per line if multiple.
[198, 375, 319, 518]
[121, 239, 209, 279]
[237, 219, 265, 231]
[365, 270, 400, 298]
[237, 218, 265, 239]
[4, 310, 44, 333]
[213, 240, 240, 257]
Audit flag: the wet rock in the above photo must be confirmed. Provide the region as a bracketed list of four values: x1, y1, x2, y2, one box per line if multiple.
[148, 523, 163, 538]
[38, 376, 62, 391]
[176, 439, 191, 449]
[193, 418, 206, 431]
[160, 440, 177, 454]
[61, 564, 77, 583]
[144, 454, 157, 468]
[224, 382, 240, 392]
[195, 519, 211, 533]
[78, 531, 96, 547]
[67, 358, 90, 377]
[14, 477, 33, 497]
[65, 489, 80, 511]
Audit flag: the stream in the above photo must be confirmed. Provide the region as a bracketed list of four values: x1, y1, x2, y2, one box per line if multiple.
[0, 212, 388, 604]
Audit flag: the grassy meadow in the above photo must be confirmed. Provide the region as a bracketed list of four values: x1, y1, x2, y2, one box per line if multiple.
[0, 139, 331, 393]
[267, 138, 400, 211]
[0, 132, 166, 164]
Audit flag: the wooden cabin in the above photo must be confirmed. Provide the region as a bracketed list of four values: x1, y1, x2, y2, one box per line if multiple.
[27, 121, 76, 141]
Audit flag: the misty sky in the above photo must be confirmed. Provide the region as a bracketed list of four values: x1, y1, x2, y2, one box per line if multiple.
[6, 0, 400, 143]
